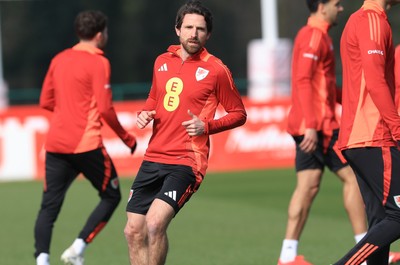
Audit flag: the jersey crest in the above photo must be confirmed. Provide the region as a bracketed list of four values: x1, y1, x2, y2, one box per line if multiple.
[195, 67, 209, 81]
[394, 195, 400, 208]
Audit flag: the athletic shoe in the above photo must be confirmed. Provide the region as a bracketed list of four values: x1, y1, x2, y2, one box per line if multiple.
[60, 246, 84, 265]
[277, 255, 313, 265]
[389, 251, 400, 264]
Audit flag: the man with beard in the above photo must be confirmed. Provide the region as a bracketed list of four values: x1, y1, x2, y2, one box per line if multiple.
[123, 1, 247, 265]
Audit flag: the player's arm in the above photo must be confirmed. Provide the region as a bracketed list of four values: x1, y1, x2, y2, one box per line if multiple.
[294, 30, 320, 130]
[358, 16, 400, 140]
[203, 61, 246, 135]
[94, 57, 137, 152]
[293, 31, 321, 152]
[40, 61, 56, 112]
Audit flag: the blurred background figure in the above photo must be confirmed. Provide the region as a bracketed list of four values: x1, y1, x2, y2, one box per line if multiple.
[278, 1, 368, 264]
[34, 10, 137, 265]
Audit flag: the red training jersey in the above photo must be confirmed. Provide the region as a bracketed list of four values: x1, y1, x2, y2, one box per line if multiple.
[395, 45, 400, 108]
[142, 45, 246, 176]
[40, 43, 136, 154]
[287, 16, 339, 137]
[338, 1, 400, 150]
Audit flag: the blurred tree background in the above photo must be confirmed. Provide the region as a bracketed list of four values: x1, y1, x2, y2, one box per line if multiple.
[1, 0, 400, 103]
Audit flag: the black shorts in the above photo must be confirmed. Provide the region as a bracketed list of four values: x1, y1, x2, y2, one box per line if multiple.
[45, 147, 120, 195]
[293, 129, 347, 172]
[126, 161, 202, 215]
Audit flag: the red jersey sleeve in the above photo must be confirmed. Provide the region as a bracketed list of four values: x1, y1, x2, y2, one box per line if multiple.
[40, 60, 56, 112]
[293, 29, 321, 129]
[93, 57, 136, 148]
[206, 60, 246, 135]
[357, 12, 400, 140]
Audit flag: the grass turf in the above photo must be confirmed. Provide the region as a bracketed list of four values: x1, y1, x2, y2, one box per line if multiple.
[0, 168, 388, 264]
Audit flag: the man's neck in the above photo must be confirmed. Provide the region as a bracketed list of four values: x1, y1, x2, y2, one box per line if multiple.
[79, 39, 99, 49]
[180, 46, 192, 61]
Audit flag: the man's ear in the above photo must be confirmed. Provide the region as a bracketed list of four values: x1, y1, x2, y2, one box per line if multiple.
[94, 31, 102, 41]
[317, 1, 325, 14]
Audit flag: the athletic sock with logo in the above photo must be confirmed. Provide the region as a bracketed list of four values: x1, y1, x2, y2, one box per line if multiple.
[279, 239, 298, 263]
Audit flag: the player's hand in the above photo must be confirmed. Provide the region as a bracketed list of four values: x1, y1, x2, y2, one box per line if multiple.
[137, 110, 156, 129]
[182, 109, 205, 136]
[123, 133, 137, 155]
[299, 128, 317, 153]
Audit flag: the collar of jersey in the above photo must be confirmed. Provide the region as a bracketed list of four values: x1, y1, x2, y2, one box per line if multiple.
[307, 16, 330, 34]
[72, 43, 104, 55]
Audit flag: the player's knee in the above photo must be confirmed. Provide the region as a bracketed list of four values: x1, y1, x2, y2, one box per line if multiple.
[297, 184, 320, 199]
[146, 216, 167, 238]
[103, 190, 122, 207]
[112, 192, 122, 205]
[124, 221, 146, 243]
[309, 185, 320, 197]
[300, 182, 320, 198]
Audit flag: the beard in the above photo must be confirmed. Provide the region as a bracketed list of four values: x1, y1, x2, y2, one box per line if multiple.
[181, 38, 202, 55]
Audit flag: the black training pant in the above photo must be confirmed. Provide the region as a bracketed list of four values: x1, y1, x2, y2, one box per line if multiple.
[34, 148, 121, 257]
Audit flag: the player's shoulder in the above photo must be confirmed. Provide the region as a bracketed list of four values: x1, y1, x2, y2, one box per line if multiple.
[295, 25, 324, 51]
[354, 8, 391, 36]
[201, 51, 229, 72]
[156, 50, 174, 61]
[52, 48, 72, 60]
[296, 24, 326, 44]
[153, 50, 176, 71]
[358, 7, 388, 25]
[296, 24, 322, 38]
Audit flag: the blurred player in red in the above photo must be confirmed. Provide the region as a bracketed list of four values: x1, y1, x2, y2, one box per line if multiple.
[34, 10, 137, 265]
[279, 1, 369, 264]
[333, 0, 400, 264]
[123, 1, 247, 264]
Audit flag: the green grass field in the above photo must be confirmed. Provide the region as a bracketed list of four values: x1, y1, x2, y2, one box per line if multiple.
[0, 168, 390, 265]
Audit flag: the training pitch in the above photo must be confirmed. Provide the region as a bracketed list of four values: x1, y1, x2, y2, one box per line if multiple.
[1, 168, 395, 265]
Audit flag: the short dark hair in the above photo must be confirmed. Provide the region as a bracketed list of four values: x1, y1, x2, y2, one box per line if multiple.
[74, 10, 108, 40]
[306, 0, 330, 13]
[175, 0, 213, 33]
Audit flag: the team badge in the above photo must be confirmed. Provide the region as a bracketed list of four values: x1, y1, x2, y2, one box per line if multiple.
[394, 195, 400, 208]
[195, 67, 209, 81]
[128, 189, 134, 202]
[111, 177, 119, 189]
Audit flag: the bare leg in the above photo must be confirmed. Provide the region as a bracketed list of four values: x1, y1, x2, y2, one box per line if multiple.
[146, 199, 175, 265]
[284, 169, 322, 240]
[124, 199, 175, 265]
[279, 169, 322, 263]
[335, 165, 367, 236]
[124, 213, 148, 265]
